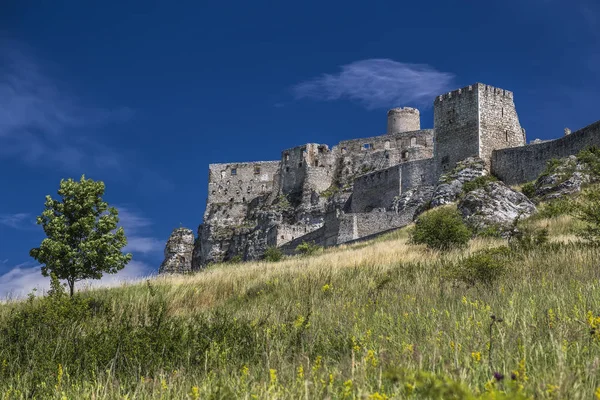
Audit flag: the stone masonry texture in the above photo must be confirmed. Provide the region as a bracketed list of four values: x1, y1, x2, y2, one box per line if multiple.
[159, 82, 600, 272]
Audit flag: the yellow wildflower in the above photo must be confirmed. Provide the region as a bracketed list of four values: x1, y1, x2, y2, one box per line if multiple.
[471, 351, 481, 363]
[190, 386, 200, 400]
[368, 392, 389, 400]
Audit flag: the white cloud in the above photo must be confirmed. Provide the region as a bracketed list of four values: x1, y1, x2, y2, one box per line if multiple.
[118, 207, 165, 255]
[0, 39, 132, 170]
[292, 59, 455, 109]
[0, 213, 36, 230]
[0, 260, 154, 300]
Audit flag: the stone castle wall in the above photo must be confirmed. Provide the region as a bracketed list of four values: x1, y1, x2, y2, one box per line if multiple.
[350, 158, 435, 213]
[478, 84, 525, 165]
[351, 166, 402, 213]
[434, 85, 480, 175]
[336, 211, 415, 244]
[492, 120, 600, 185]
[387, 107, 420, 134]
[207, 161, 280, 205]
[334, 129, 434, 187]
[181, 81, 600, 270]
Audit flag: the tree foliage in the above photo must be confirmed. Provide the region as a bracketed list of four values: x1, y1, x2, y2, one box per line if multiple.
[410, 207, 471, 251]
[29, 175, 132, 296]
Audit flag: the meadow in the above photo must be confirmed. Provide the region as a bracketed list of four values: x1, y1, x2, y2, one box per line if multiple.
[1, 209, 600, 399]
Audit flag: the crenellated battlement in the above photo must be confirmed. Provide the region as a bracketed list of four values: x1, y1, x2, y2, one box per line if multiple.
[434, 83, 514, 103]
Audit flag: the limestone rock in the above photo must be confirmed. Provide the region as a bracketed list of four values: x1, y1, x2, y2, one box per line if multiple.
[159, 228, 195, 274]
[533, 156, 592, 202]
[431, 157, 487, 207]
[392, 186, 434, 217]
[458, 181, 536, 232]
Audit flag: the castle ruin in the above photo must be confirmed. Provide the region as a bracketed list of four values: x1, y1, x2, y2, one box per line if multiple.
[163, 82, 600, 271]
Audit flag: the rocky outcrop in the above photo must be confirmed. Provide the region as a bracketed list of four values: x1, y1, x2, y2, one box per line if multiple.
[392, 186, 434, 217]
[532, 155, 594, 202]
[458, 181, 536, 232]
[430, 157, 487, 207]
[159, 228, 195, 274]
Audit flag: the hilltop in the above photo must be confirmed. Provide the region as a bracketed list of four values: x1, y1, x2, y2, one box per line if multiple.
[2, 151, 600, 398]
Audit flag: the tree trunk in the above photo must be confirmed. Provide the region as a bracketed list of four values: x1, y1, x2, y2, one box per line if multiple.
[68, 279, 75, 297]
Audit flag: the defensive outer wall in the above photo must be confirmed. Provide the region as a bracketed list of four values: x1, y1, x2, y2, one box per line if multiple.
[187, 82, 600, 267]
[492, 121, 600, 185]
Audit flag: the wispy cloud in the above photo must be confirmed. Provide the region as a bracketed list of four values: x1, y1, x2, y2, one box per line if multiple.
[0, 260, 154, 300]
[118, 207, 165, 255]
[292, 59, 455, 110]
[0, 39, 132, 170]
[0, 213, 36, 230]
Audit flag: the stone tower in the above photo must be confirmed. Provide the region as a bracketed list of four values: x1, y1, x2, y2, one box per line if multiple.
[433, 83, 525, 175]
[387, 107, 420, 134]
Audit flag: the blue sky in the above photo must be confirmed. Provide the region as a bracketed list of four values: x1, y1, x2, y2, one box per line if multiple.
[0, 0, 598, 297]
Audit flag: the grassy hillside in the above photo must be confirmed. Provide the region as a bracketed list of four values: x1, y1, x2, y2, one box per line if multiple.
[1, 210, 600, 398]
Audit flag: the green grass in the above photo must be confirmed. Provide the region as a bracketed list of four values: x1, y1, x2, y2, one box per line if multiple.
[1, 213, 600, 398]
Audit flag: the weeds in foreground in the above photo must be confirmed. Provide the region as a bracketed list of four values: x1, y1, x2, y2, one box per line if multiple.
[1, 214, 600, 398]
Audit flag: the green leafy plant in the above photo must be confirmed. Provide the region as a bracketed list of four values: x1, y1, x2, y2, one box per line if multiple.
[576, 186, 600, 243]
[443, 247, 511, 288]
[295, 241, 323, 256]
[537, 198, 577, 219]
[521, 181, 536, 199]
[29, 175, 132, 296]
[410, 207, 472, 251]
[263, 246, 284, 262]
[462, 175, 498, 194]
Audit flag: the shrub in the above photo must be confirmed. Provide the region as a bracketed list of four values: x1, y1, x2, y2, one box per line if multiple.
[462, 175, 497, 194]
[508, 225, 549, 252]
[537, 198, 577, 219]
[227, 255, 243, 264]
[296, 241, 323, 256]
[410, 207, 472, 251]
[263, 246, 284, 262]
[576, 186, 600, 243]
[576, 146, 600, 177]
[444, 247, 511, 288]
[475, 224, 504, 239]
[521, 181, 536, 199]
[320, 185, 339, 199]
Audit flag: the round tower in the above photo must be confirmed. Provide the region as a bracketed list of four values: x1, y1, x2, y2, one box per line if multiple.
[387, 107, 420, 134]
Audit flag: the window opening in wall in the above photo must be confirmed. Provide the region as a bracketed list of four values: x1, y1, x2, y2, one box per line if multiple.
[221, 171, 226, 179]
[242, 197, 246, 203]
[341, 147, 347, 154]
[505, 131, 509, 142]
[502, 107, 504, 117]
[284, 153, 290, 161]
[314, 160, 319, 167]
[298, 162, 303, 168]
[363, 143, 373, 150]
[231, 168, 237, 176]
[385, 154, 389, 160]
[384, 140, 390, 149]
[402, 151, 408, 159]
[410, 137, 417, 147]
[318, 146, 325, 154]
[285, 167, 290, 172]
[254, 166, 261, 174]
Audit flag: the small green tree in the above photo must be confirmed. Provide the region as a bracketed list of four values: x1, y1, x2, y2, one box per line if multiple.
[410, 207, 471, 251]
[576, 186, 600, 243]
[263, 246, 284, 262]
[296, 241, 322, 256]
[29, 175, 132, 296]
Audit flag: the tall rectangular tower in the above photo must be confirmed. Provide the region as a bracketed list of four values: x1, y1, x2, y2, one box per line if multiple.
[434, 83, 525, 175]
